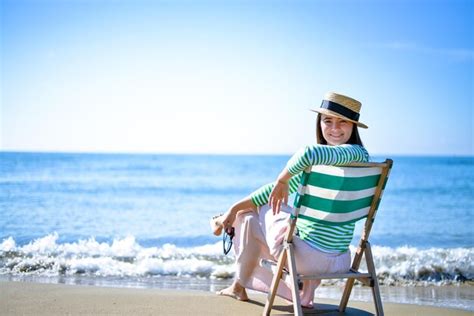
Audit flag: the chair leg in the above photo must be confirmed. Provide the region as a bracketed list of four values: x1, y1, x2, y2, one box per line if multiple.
[286, 243, 303, 316]
[364, 242, 384, 316]
[339, 278, 355, 312]
[338, 243, 365, 312]
[263, 249, 287, 316]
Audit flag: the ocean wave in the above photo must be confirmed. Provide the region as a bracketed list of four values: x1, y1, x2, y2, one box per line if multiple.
[1, 234, 472, 285]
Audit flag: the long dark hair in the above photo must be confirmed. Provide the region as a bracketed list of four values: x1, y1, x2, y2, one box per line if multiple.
[316, 114, 364, 146]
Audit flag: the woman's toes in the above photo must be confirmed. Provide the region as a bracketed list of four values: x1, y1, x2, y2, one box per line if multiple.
[216, 286, 249, 301]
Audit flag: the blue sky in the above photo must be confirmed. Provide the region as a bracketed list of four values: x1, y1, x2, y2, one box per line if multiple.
[1, 0, 473, 155]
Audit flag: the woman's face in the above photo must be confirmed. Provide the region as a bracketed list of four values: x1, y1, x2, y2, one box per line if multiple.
[321, 114, 354, 146]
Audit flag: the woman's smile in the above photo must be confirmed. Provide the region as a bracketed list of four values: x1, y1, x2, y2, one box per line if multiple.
[321, 114, 353, 146]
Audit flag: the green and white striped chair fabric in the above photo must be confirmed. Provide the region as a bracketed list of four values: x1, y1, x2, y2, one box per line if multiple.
[294, 164, 384, 225]
[291, 164, 386, 253]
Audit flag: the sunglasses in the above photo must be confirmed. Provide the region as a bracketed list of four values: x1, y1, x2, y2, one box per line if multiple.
[223, 227, 235, 255]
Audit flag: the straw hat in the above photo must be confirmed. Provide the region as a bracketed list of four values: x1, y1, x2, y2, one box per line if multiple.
[311, 92, 368, 129]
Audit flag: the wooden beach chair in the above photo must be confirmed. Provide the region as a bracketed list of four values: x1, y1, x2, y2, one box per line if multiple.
[262, 159, 393, 316]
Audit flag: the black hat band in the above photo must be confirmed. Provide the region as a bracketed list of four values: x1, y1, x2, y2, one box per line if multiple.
[320, 100, 360, 121]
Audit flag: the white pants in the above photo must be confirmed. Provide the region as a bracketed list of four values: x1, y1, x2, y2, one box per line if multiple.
[233, 204, 351, 307]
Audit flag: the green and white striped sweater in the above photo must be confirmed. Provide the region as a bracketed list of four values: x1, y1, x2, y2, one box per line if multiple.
[250, 144, 369, 253]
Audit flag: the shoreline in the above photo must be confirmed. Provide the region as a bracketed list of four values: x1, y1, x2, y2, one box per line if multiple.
[1, 281, 472, 315]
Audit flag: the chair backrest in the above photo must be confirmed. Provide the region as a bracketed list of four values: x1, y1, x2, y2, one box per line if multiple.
[289, 160, 392, 248]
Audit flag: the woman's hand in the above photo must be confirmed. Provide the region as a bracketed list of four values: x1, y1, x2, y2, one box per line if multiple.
[220, 209, 237, 232]
[269, 180, 289, 215]
[217, 197, 257, 233]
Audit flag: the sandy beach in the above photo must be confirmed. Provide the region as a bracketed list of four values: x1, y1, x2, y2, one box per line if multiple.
[1, 281, 471, 315]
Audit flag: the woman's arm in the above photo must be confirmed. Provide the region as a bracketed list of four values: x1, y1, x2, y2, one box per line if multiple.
[250, 174, 301, 206]
[269, 144, 369, 214]
[268, 168, 292, 214]
[220, 196, 257, 231]
[286, 144, 368, 175]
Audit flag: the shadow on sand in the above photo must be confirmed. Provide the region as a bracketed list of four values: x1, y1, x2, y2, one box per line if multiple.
[245, 299, 373, 315]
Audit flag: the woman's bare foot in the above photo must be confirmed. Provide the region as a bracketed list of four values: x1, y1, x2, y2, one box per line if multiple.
[210, 214, 224, 236]
[216, 282, 249, 301]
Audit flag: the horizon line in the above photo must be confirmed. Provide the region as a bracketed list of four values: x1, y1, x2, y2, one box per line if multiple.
[1, 149, 473, 158]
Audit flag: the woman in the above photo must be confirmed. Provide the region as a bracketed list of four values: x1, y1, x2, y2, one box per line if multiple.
[211, 92, 370, 307]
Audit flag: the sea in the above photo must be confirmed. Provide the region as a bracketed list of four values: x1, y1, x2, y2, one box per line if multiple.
[1, 152, 473, 311]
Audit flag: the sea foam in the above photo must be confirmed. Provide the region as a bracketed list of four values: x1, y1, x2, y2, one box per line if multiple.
[1, 234, 472, 285]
